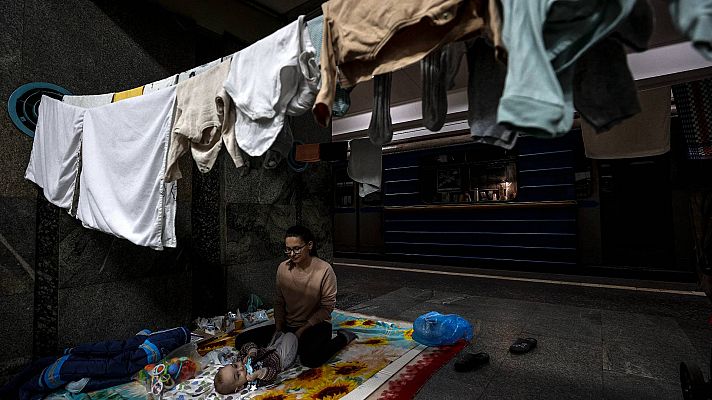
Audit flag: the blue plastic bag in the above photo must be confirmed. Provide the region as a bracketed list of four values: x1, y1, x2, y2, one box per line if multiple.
[412, 311, 474, 346]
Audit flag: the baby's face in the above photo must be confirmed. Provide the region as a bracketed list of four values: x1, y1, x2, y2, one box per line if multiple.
[215, 362, 248, 394]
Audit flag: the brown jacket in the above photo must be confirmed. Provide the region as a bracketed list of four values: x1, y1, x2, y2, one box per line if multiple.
[313, 0, 485, 127]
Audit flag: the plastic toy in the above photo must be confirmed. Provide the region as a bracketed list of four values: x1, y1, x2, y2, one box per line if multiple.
[137, 357, 200, 397]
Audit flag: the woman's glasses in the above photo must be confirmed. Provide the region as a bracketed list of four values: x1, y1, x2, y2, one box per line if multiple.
[284, 243, 307, 255]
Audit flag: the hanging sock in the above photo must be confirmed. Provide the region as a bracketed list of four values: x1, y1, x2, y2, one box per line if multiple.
[332, 85, 353, 117]
[368, 73, 393, 146]
[421, 48, 447, 131]
[422, 42, 467, 132]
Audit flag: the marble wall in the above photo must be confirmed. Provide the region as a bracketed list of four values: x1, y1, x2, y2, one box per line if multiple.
[223, 114, 334, 310]
[0, 0, 334, 386]
[0, 0, 196, 382]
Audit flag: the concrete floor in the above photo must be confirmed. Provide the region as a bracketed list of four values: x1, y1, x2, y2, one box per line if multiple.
[333, 259, 712, 400]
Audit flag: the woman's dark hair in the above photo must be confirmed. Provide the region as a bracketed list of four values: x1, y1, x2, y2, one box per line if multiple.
[285, 225, 318, 257]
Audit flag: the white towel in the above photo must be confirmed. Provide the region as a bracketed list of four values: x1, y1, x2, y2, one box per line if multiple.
[144, 74, 177, 93]
[347, 138, 382, 197]
[224, 15, 319, 157]
[62, 93, 113, 108]
[177, 59, 221, 84]
[25, 96, 85, 211]
[76, 86, 177, 249]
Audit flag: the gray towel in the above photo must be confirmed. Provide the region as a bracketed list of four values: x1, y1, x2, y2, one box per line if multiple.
[347, 138, 382, 197]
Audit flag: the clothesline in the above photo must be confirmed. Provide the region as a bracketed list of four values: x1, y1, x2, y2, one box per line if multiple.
[25, 0, 711, 251]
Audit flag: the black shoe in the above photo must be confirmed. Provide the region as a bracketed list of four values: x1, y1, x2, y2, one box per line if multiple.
[509, 338, 537, 354]
[337, 329, 357, 344]
[454, 352, 490, 372]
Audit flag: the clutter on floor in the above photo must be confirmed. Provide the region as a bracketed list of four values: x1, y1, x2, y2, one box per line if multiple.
[38, 310, 472, 400]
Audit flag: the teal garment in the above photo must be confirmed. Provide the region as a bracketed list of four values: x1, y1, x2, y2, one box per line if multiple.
[497, 0, 636, 138]
[332, 85, 352, 117]
[306, 15, 352, 117]
[670, 0, 712, 60]
[307, 15, 323, 60]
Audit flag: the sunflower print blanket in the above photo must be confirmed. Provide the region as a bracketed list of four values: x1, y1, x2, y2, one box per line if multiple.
[47, 311, 420, 400]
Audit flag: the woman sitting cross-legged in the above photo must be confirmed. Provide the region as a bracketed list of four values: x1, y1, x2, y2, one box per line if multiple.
[274, 225, 356, 367]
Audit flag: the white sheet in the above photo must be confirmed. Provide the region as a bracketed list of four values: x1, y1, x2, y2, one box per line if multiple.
[25, 96, 85, 211]
[76, 86, 177, 250]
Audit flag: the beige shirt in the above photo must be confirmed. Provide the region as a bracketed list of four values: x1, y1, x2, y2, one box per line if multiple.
[165, 57, 246, 182]
[313, 0, 485, 127]
[275, 257, 337, 330]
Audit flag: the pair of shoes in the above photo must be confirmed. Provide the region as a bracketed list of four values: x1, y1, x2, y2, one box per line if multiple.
[337, 329, 357, 344]
[509, 338, 537, 354]
[454, 352, 490, 372]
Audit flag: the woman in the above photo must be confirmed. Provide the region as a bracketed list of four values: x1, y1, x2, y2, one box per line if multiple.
[273, 225, 355, 367]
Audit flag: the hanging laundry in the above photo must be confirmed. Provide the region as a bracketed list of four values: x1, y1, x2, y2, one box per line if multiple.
[62, 93, 114, 108]
[496, 0, 636, 138]
[307, 15, 354, 118]
[421, 40, 467, 133]
[669, 0, 712, 61]
[581, 87, 671, 159]
[165, 58, 245, 181]
[264, 119, 294, 169]
[422, 48, 447, 132]
[25, 96, 84, 212]
[314, 0, 485, 127]
[574, 0, 654, 132]
[466, 38, 518, 149]
[307, 15, 323, 60]
[332, 85, 353, 118]
[672, 79, 712, 160]
[76, 86, 178, 250]
[112, 86, 144, 102]
[144, 74, 178, 93]
[177, 59, 221, 83]
[368, 73, 394, 146]
[348, 138, 382, 197]
[224, 15, 319, 157]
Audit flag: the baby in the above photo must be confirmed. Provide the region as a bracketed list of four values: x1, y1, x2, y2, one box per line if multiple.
[213, 332, 297, 395]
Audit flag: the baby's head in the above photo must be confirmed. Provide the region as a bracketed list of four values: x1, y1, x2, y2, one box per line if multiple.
[214, 362, 248, 395]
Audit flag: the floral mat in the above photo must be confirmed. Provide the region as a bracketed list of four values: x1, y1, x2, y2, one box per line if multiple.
[46, 310, 464, 400]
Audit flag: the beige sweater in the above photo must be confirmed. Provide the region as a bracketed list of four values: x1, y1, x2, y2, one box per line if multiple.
[313, 0, 485, 127]
[274, 257, 337, 330]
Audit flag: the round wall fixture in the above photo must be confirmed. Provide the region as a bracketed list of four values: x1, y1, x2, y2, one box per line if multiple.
[7, 82, 71, 138]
